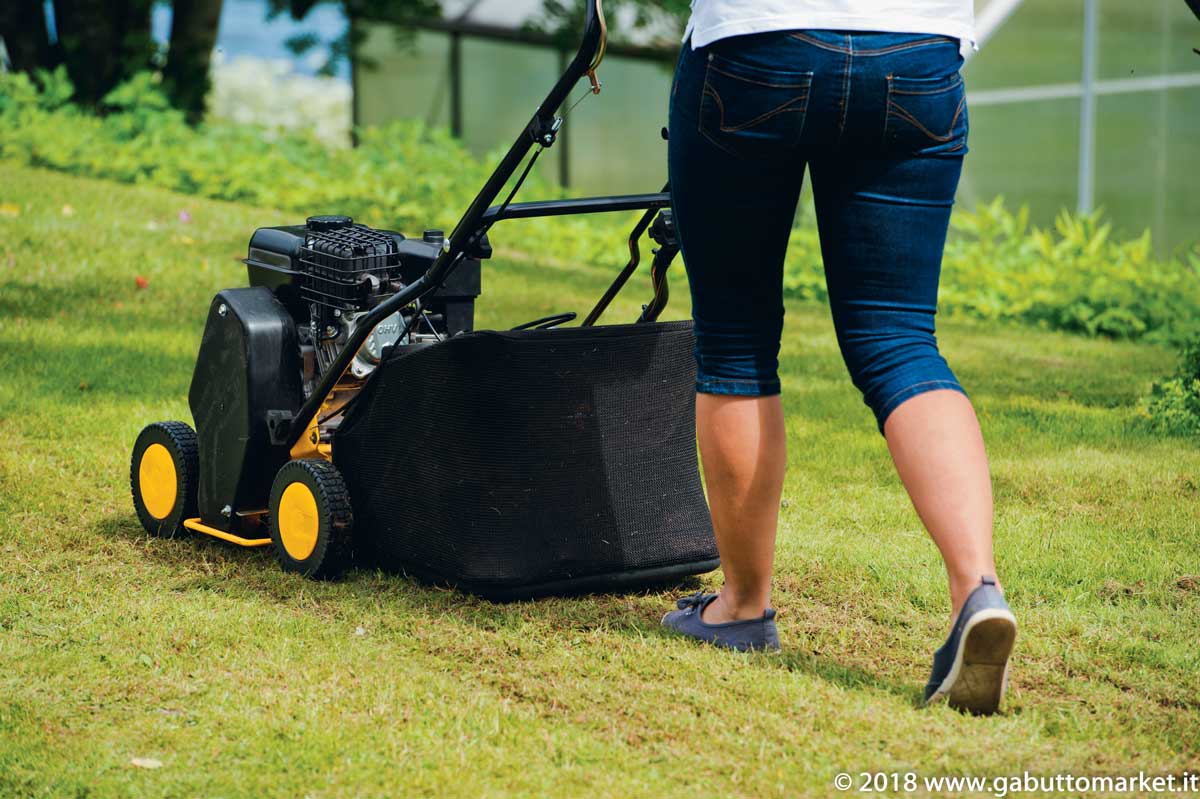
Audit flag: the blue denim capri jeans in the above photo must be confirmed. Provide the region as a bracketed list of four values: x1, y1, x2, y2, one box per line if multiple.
[668, 29, 970, 431]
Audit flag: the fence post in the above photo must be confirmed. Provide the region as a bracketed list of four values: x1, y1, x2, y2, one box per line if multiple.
[450, 30, 463, 138]
[1077, 0, 1098, 214]
[558, 48, 570, 188]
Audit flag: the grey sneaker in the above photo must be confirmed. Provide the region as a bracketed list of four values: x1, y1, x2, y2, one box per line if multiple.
[923, 576, 1017, 715]
[661, 592, 781, 652]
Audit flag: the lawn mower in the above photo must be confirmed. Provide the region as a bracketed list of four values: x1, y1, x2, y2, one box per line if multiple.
[129, 0, 718, 599]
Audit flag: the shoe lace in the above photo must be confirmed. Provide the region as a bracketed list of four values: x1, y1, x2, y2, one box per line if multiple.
[676, 592, 709, 612]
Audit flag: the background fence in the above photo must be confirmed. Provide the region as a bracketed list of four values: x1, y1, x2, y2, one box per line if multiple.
[355, 0, 1200, 253]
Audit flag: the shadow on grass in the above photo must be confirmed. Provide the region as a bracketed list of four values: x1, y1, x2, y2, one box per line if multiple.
[96, 511, 918, 704]
[775, 648, 922, 705]
[4, 339, 195, 411]
[626, 616, 921, 704]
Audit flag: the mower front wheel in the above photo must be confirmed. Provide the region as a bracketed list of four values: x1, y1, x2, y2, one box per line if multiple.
[268, 459, 354, 580]
[130, 421, 199, 538]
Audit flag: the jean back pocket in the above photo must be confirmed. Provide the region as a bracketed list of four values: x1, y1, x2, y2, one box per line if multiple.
[884, 72, 968, 156]
[699, 53, 813, 160]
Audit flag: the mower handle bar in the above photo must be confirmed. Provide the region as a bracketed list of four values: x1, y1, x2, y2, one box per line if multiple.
[481, 193, 670, 223]
[285, 0, 609, 448]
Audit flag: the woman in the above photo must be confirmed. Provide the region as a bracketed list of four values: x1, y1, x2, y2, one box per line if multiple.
[659, 0, 1018, 715]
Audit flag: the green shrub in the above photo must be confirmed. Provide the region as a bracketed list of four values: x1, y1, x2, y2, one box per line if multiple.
[940, 199, 1200, 342]
[1143, 336, 1200, 435]
[3, 69, 1198, 343]
[0, 69, 623, 268]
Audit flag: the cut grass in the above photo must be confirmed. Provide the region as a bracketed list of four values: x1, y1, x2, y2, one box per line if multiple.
[1, 161, 1199, 798]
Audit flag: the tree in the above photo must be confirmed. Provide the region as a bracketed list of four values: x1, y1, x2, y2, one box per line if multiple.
[0, 1, 58, 74]
[271, 0, 442, 77]
[276, 0, 686, 80]
[162, 0, 225, 121]
[0, 0, 690, 118]
[48, 0, 157, 105]
[532, 0, 688, 48]
[0, 0, 221, 117]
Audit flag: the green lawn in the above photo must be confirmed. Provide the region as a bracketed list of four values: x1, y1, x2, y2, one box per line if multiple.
[1, 161, 1199, 798]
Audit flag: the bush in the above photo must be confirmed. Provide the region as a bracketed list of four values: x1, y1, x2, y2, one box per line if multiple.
[0, 68, 622, 268]
[941, 200, 1200, 342]
[1143, 336, 1200, 435]
[3, 69, 1198, 343]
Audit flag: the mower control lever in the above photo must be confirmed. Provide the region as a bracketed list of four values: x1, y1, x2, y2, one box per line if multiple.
[638, 209, 679, 324]
[285, 0, 608, 450]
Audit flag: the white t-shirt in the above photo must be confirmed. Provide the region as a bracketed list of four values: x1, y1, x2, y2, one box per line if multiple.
[684, 0, 976, 54]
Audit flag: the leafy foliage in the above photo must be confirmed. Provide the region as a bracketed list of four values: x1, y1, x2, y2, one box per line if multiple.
[3, 69, 1198, 345]
[0, 69, 620, 266]
[1144, 336, 1200, 435]
[941, 200, 1200, 341]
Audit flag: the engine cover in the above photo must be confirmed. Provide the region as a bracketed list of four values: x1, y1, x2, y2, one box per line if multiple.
[244, 217, 483, 338]
[188, 288, 304, 531]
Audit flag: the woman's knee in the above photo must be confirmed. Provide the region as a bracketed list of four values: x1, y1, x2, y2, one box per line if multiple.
[838, 331, 964, 431]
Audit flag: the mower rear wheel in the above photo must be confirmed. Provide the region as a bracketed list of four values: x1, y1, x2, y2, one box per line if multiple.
[130, 421, 199, 538]
[268, 459, 353, 579]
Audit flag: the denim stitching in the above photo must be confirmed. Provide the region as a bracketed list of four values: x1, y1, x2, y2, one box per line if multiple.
[701, 377, 772, 384]
[854, 37, 952, 55]
[714, 91, 810, 133]
[886, 94, 966, 143]
[708, 62, 812, 90]
[879, 379, 964, 413]
[787, 32, 952, 55]
[697, 378, 782, 396]
[889, 74, 964, 96]
[700, 66, 812, 150]
[836, 35, 851, 140]
[787, 32, 852, 53]
[883, 76, 974, 145]
[696, 57, 745, 159]
[698, 88, 746, 158]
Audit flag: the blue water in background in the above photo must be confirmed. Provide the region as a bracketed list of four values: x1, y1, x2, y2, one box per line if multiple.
[154, 0, 350, 80]
[40, 0, 351, 81]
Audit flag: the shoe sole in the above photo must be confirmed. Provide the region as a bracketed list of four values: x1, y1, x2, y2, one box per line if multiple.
[925, 608, 1017, 715]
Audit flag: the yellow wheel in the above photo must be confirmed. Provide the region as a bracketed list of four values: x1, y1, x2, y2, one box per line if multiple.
[268, 459, 353, 579]
[130, 421, 198, 538]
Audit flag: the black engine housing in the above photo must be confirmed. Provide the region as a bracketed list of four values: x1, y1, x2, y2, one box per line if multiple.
[244, 216, 483, 337]
[187, 216, 485, 531]
[188, 287, 303, 531]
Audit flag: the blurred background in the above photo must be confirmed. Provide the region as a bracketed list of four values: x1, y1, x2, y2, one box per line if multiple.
[2, 0, 1197, 252]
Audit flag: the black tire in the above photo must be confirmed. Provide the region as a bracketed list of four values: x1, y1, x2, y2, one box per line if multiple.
[130, 421, 198, 538]
[268, 459, 354, 579]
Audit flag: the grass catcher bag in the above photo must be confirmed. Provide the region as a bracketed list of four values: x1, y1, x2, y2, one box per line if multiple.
[333, 320, 718, 599]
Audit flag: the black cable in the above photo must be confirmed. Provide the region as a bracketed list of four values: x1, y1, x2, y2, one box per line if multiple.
[512, 312, 577, 331]
[478, 145, 542, 243]
[420, 308, 444, 341]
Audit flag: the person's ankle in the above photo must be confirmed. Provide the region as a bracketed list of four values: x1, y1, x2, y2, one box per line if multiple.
[702, 590, 769, 624]
[948, 570, 1001, 622]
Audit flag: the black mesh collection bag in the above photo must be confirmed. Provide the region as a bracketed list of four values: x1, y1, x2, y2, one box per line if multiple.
[333, 320, 718, 599]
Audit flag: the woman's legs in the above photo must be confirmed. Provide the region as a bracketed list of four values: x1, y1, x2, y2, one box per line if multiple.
[695, 390, 996, 624]
[884, 390, 997, 618]
[809, 143, 1000, 621]
[695, 394, 787, 623]
[665, 30, 805, 626]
